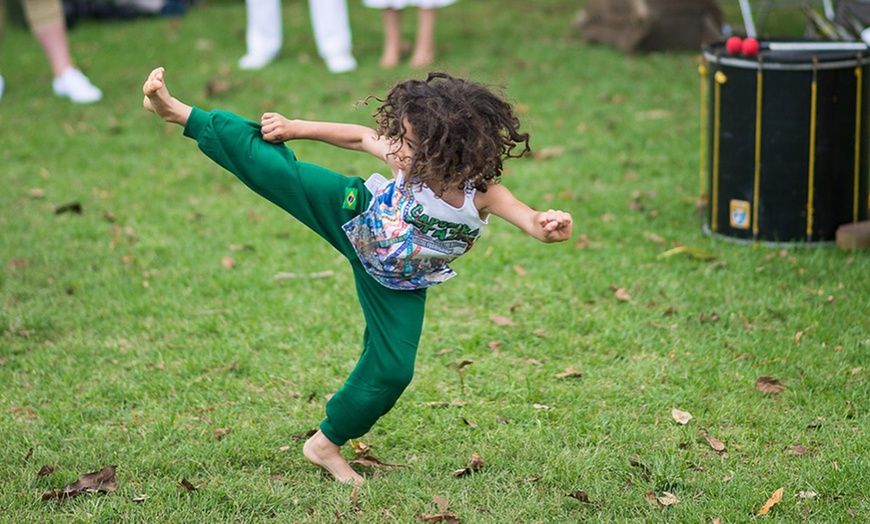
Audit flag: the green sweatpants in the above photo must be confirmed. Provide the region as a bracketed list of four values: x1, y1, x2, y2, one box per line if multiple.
[184, 108, 427, 445]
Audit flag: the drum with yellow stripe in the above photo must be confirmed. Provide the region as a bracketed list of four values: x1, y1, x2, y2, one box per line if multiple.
[700, 41, 870, 244]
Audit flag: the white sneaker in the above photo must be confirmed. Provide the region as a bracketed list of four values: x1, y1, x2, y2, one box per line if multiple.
[238, 51, 279, 70]
[53, 67, 102, 104]
[324, 54, 357, 74]
[0, 74, 4, 103]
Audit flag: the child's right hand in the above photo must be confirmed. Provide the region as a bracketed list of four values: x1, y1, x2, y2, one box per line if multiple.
[260, 112, 298, 143]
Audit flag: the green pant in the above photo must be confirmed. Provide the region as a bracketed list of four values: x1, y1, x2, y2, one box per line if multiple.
[184, 108, 427, 445]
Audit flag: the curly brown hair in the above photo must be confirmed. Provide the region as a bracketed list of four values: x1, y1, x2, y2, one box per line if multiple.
[373, 72, 530, 193]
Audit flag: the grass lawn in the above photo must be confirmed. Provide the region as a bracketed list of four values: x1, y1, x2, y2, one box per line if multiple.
[1, 0, 867, 521]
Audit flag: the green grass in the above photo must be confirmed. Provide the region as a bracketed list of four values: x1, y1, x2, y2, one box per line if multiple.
[1, 0, 868, 522]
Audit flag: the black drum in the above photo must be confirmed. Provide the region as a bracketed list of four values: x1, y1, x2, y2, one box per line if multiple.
[701, 41, 870, 244]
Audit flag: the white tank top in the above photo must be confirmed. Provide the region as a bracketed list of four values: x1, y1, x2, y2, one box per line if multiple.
[342, 171, 488, 290]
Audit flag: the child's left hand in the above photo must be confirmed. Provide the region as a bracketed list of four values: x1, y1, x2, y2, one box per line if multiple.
[538, 210, 573, 243]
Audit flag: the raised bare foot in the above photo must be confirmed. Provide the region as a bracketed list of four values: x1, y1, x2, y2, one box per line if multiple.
[303, 430, 365, 485]
[142, 67, 191, 126]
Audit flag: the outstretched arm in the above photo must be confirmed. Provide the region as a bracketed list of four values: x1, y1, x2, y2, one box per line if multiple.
[476, 183, 573, 243]
[260, 113, 393, 163]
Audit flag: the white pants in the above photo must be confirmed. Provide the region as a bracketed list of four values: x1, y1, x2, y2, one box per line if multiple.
[244, 0, 353, 61]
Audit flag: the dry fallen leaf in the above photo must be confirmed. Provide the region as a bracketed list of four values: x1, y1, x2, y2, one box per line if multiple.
[419, 511, 460, 523]
[42, 466, 117, 502]
[657, 245, 716, 260]
[758, 487, 784, 515]
[657, 491, 679, 506]
[788, 445, 809, 456]
[490, 315, 514, 326]
[452, 453, 485, 477]
[433, 494, 450, 511]
[797, 490, 817, 499]
[513, 265, 528, 276]
[533, 146, 566, 160]
[221, 257, 236, 270]
[704, 434, 726, 452]
[214, 428, 230, 440]
[352, 440, 371, 455]
[179, 479, 203, 492]
[554, 368, 583, 379]
[614, 288, 632, 302]
[37, 465, 56, 477]
[643, 490, 659, 506]
[567, 490, 593, 504]
[755, 376, 787, 394]
[671, 408, 693, 425]
[349, 455, 405, 468]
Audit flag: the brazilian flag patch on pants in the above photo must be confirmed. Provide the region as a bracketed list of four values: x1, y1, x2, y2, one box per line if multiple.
[343, 187, 359, 210]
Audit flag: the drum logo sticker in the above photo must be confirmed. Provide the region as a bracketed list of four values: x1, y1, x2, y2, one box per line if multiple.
[729, 199, 751, 229]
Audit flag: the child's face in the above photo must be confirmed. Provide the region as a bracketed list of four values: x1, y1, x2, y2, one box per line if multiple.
[390, 119, 418, 172]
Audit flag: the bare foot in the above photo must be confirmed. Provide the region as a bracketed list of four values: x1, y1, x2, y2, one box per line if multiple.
[303, 430, 365, 485]
[409, 50, 434, 69]
[142, 67, 191, 126]
[380, 48, 401, 69]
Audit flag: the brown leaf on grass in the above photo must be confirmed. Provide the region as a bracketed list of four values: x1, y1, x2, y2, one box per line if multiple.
[567, 490, 593, 504]
[657, 245, 716, 260]
[457, 360, 475, 371]
[206, 78, 231, 97]
[452, 453, 485, 477]
[757, 487, 784, 515]
[55, 202, 83, 215]
[37, 465, 56, 477]
[490, 315, 514, 326]
[178, 478, 202, 492]
[513, 265, 528, 276]
[423, 400, 467, 408]
[42, 466, 116, 502]
[23, 448, 33, 464]
[644, 490, 679, 507]
[671, 408, 693, 425]
[433, 494, 450, 511]
[704, 434, 726, 452]
[8, 259, 30, 269]
[462, 418, 477, 428]
[419, 511, 460, 523]
[554, 368, 583, 379]
[787, 445, 810, 456]
[214, 428, 230, 440]
[487, 341, 501, 351]
[755, 376, 787, 394]
[352, 440, 371, 456]
[221, 257, 236, 270]
[533, 146, 566, 160]
[349, 455, 406, 468]
[657, 492, 679, 506]
[644, 231, 667, 245]
[614, 288, 631, 302]
[794, 327, 811, 345]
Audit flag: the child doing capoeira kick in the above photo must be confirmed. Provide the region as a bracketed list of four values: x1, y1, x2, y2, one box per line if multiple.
[142, 66, 572, 484]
